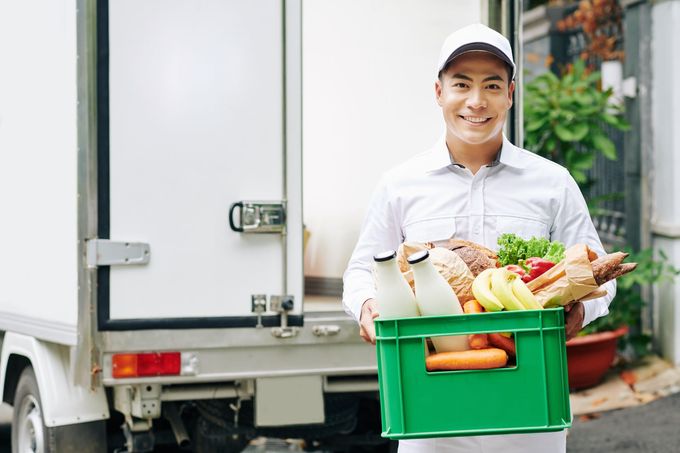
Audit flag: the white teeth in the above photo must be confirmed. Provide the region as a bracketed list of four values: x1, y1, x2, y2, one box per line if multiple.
[462, 116, 489, 123]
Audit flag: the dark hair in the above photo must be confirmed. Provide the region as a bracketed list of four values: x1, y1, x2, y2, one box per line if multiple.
[438, 61, 514, 85]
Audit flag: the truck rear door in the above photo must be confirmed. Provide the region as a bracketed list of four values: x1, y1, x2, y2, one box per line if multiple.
[97, 0, 302, 330]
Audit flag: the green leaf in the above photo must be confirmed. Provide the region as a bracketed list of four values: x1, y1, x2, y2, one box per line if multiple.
[525, 117, 548, 132]
[593, 134, 618, 160]
[601, 113, 623, 127]
[570, 123, 589, 141]
[573, 59, 585, 76]
[574, 92, 593, 106]
[545, 137, 557, 153]
[585, 71, 601, 84]
[569, 151, 595, 170]
[603, 113, 632, 131]
[579, 105, 601, 115]
[571, 169, 587, 183]
[540, 71, 560, 86]
[555, 123, 576, 141]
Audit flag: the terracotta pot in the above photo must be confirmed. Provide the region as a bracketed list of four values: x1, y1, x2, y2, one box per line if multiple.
[565, 325, 629, 390]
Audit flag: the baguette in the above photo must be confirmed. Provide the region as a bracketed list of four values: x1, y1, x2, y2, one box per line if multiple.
[591, 252, 629, 282]
[595, 261, 637, 285]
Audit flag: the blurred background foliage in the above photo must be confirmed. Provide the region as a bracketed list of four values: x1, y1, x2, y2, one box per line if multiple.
[521, 0, 678, 358]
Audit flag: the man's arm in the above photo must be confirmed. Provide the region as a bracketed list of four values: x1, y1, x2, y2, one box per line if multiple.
[343, 179, 403, 341]
[550, 170, 617, 334]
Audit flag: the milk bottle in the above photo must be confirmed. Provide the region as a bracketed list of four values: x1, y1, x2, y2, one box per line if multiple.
[407, 250, 469, 352]
[374, 250, 419, 318]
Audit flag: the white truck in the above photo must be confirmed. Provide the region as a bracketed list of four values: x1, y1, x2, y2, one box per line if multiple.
[0, 1, 519, 451]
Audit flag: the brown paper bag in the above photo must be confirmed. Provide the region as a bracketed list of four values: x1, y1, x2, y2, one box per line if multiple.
[531, 244, 602, 307]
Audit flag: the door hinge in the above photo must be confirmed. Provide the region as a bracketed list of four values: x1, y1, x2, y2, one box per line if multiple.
[86, 239, 151, 268]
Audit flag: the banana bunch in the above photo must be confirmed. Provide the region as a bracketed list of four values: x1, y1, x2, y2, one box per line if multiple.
[472, 268, 543, 312]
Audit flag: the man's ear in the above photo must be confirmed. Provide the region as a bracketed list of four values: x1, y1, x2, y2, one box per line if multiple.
[435, 79, 443, 106]
[507, 80, 516, 108]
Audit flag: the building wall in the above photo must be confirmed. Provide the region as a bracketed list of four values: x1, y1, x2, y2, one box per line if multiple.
[302, 0, 482, 279]
[651, 0, 680, 364]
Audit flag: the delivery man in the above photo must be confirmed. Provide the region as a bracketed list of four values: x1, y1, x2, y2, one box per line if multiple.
[342, 23, 616, 452]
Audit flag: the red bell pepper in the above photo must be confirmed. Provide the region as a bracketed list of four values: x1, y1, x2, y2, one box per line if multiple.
[521, 257, 556, 283]
[505, 264, 526, 278]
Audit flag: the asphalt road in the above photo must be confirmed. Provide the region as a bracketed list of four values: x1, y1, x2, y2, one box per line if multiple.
[567, 391, 680, 452]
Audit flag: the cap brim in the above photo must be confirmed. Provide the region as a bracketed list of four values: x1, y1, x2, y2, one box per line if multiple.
[442, 42, 515, 79]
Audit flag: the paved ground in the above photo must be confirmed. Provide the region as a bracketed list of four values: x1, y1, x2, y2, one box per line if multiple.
[567, 391, 680, 452]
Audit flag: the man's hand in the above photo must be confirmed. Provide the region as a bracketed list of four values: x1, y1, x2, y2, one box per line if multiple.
[359, 299, 379, 345]
[564, 302, 585, 341]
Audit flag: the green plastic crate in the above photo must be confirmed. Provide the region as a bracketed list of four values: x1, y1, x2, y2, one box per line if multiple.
[375, 308, 571, 439]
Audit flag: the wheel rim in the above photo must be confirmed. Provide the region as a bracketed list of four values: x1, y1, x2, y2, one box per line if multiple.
[16, 394, 45, 453]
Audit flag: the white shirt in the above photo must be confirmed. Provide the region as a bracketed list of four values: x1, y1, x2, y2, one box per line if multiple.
[343, 135, 615, 329]
[342, 136, 616, 453]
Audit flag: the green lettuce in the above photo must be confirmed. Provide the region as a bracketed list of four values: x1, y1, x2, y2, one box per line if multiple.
[497, 233, 565, 266]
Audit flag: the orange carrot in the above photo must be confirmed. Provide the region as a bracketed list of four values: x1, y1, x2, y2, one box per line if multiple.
[426, 348, 508, 371]
[463, 300, 485, 313]
[463, 300, 489, 349]
[468, 335, 489, 349]
[488, 333, 516, 357]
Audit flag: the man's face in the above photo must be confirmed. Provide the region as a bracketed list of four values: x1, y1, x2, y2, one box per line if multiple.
[435, 52, 515, 146]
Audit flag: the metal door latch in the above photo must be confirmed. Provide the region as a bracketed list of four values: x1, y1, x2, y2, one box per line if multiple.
[270, 295, 299, 338]
[86, 239, 150, 268]
[229, 201, 286, 233]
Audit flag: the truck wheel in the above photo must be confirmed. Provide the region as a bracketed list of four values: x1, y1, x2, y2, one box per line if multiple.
[11, 366, 107, 453]
[12, 366, 53, 453]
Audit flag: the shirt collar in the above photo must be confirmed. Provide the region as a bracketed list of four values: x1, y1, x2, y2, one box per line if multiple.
[426, 135, 528, 172]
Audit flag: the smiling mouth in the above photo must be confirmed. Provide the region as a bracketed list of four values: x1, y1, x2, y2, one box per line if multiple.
[459, 115, 492, 124]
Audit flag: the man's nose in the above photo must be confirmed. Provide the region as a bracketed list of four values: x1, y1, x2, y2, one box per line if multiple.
[466, 88, 487, 109]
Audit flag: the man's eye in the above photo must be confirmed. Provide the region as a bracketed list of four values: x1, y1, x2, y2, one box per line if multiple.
[453, 82, 468, 88]
[486, 84, 501, 89]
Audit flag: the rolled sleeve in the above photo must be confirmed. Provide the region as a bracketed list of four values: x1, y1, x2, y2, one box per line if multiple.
[582, 279, 617, 328]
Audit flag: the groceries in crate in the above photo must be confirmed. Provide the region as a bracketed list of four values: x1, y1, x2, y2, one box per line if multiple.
[385, 234, 637, 311]
[373, 234, 637, 371]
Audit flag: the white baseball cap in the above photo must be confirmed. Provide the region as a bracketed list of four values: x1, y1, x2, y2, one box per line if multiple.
[437, 23, 516, 80]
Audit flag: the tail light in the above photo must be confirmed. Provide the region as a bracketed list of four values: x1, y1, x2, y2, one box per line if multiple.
[112, 352, 181, 378]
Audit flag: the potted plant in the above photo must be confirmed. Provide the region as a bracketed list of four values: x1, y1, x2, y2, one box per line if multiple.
[566, 249, 679, 389]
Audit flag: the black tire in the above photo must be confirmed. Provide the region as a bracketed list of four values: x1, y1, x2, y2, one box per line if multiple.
[11, 365, 106, 453]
